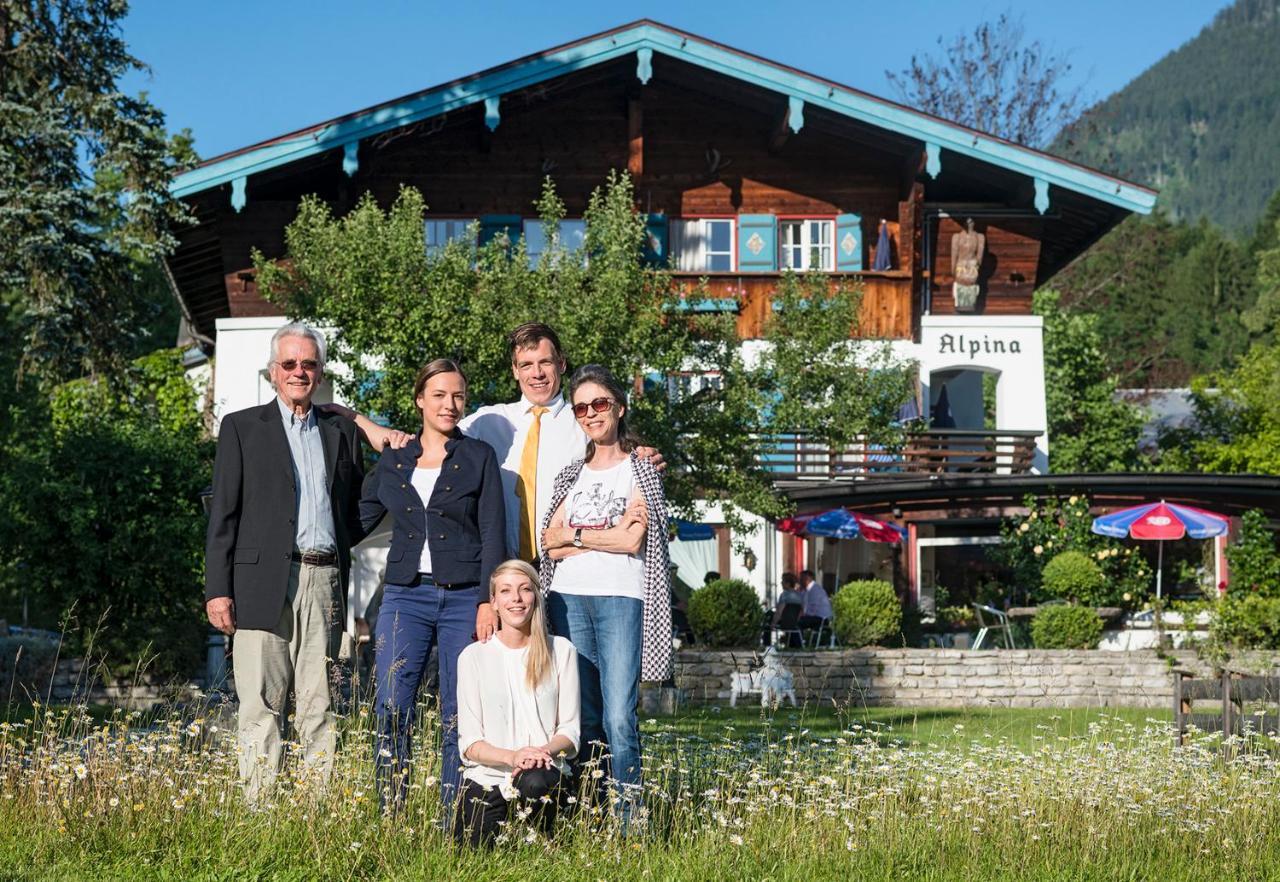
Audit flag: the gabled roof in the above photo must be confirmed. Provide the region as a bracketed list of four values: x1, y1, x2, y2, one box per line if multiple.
[170, 20, 1156, 215]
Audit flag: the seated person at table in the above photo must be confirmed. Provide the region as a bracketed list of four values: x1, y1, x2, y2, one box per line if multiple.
[772, 572, 804, 625]
[455, 560, 580, 847]
[798, 569, 833, 631]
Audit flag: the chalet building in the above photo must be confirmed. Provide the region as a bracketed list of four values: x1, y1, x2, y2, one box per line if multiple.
[167, 21, 1164, 610]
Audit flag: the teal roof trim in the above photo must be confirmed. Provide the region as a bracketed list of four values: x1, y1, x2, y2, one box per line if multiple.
[172, 22, 1155, 215]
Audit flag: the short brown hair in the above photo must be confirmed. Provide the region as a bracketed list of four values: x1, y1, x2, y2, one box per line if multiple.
[413, 358, 467, 413]
[507, 322, 564, 365]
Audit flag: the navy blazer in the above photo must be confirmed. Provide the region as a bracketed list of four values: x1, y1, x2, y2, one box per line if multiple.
[359, 432, 506, 589]
[205, 402, 365, 630]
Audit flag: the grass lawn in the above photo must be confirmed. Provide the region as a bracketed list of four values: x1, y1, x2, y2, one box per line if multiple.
[650, 703, 1174, 751]
[0, 700, 1272, 881]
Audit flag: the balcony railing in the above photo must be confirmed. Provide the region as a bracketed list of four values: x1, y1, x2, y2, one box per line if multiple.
[757, 429, 1042, 481]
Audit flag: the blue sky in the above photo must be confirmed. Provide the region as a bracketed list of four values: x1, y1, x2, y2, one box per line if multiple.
[121, 1, 1231, 161]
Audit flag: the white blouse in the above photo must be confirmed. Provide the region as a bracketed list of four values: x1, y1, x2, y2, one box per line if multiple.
[456, 634, 580, 798]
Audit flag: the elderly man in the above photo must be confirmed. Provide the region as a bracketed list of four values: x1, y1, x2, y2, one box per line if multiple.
[798, 568, 833, 631]
[205, 323, 368, 801]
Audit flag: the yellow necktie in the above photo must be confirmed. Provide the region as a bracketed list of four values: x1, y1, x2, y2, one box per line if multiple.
[517, 405, 549, 561]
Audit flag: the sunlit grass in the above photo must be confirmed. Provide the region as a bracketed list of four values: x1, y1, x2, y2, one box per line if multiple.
[0, 694, 1276, 880]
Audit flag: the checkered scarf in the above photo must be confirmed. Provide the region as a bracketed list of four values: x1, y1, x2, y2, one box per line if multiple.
[539, 451, 673, 682]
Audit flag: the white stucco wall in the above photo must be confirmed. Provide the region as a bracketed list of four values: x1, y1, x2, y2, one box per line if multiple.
[916, 315, 1049, 472]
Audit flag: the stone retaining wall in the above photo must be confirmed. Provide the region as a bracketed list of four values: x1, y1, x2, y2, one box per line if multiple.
[29, 650, 1280, 710]
[673, 648, 1280, 708]
[42, 658, 201, 708]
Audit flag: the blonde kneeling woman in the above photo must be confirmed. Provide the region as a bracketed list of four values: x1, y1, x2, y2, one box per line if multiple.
[455, 560, 580, 846]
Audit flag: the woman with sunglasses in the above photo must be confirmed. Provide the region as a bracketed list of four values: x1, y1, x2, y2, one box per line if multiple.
[358, 358, 506, 816]
[539, 364, 672, 825]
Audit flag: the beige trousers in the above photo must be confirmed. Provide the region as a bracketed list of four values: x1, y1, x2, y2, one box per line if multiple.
[232, 561, 341, 802]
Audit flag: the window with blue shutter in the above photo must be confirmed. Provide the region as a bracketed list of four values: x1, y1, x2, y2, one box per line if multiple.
[478, 215, 522, 248]
[737, 214, 777, 272]
[835, 213, 863, 272]
[643, 214, 669, 267]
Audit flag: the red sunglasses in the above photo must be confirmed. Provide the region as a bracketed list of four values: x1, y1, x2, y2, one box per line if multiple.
[572, 397, 615, 418]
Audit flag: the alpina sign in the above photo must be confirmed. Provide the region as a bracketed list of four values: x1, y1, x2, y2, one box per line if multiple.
[938, 333, 1023, 359]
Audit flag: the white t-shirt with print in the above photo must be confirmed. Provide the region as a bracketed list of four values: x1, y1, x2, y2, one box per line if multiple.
[549, 458, 645, 601]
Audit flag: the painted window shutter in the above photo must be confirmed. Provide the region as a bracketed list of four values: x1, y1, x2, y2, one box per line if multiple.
[835, 213, 863, 272]
[478, 214, 522, 248]
[737, 214, 777, 272]
[643, 214, 669, 267]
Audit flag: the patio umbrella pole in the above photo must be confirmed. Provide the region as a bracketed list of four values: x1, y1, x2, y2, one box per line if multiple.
[1156, 540, 1164, 601]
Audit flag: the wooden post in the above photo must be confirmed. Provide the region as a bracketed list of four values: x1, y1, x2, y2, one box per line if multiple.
[1222, 671, 1235, 740]
[1173, 671, 1186, 746]
[627, 97, 643, 181]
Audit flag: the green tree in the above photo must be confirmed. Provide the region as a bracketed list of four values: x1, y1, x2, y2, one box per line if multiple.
[0, 350, 213, 675]
[256, 174, 915, 526]
[1053, 213, 1257, 387]
[1161, 343, 1280, 475]
[1224, 510, 1280, 597]
[995, 494, 1151, 606]
[0, 0, 193, 388]
[1034, 289, 1144, 472]
[1240, 216, 1280, 337]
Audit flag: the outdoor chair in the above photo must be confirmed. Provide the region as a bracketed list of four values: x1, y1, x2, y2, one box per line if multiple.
[971, 603, 1015, 650]
[806, 617, 836, 649]
[773, 603, 805, 649]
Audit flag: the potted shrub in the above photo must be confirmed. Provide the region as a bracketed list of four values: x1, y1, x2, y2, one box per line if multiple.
[688, 578, 762, 648]
[832, 580, 902, 648]
[1040, 550, 1106, 606]
[1030, 605, 1104, 649]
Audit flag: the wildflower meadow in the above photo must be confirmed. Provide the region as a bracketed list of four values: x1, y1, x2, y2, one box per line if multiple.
[2, 697, 1278, 881]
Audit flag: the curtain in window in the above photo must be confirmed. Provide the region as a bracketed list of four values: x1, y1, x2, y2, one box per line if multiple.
[670, 220, 706, 271]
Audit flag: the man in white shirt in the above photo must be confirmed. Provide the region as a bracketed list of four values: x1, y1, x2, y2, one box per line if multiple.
[458, 323, 588, 560]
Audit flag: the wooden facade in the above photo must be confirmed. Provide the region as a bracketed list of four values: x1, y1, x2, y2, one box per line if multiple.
[167, 22, 1154, 347]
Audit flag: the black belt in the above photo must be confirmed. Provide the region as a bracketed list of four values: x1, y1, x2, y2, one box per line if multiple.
[293, 549, 337, 566]
[415, 572, 479, 590]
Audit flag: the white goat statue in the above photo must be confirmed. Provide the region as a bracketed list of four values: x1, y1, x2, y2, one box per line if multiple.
[729, 647, 797, 708]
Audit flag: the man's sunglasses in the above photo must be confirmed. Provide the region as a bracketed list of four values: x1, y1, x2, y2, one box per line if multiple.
[275, 359, 320, 372]
[572, 397, 615, 418]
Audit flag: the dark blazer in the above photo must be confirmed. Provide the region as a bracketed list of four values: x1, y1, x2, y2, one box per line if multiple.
[359, 431, 505, 589]
[205, 401, 366, 630]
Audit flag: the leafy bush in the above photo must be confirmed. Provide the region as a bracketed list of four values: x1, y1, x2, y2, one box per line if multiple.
[1211, 595, 1280, 650]
[1224, 510, 1280, 597]
[0, 350, 212, 676]
[1030, 605, 1104, 649]
[687, 579, 761, 648]
[832, 580, 902, 648]
[995, 495, 1150, 607]
[1041, 551, 1107, 605]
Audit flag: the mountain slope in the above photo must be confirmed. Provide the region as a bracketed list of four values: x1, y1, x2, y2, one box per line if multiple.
[1056, 0, 1280, 234]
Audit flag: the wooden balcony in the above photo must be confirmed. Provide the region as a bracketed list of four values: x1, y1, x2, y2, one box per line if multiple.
[672, 270, 914, 340]
[757, 429, 1042, 481]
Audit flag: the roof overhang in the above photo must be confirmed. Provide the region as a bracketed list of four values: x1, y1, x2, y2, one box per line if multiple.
[781, 473, 1280, 519]
[170, 20, 1156, 216]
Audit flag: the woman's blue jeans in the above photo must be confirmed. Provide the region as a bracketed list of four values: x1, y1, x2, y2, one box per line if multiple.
[373, 577, 480, 813]
[546, 591, 643, 794]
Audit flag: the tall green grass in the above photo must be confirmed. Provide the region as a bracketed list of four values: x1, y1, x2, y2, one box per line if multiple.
[0, 696, 1275, 881]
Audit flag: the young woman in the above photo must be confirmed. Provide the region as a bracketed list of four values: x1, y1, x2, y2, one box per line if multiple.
[455, 559, 580, 846]
[358, 358, 506, 814]
[539, 364, 672, 820]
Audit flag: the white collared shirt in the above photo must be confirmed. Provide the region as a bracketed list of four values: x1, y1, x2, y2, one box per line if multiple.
[460, 393, 587, 557]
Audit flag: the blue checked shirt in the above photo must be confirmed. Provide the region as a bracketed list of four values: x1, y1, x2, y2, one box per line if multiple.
[277, 398, 336, 553]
